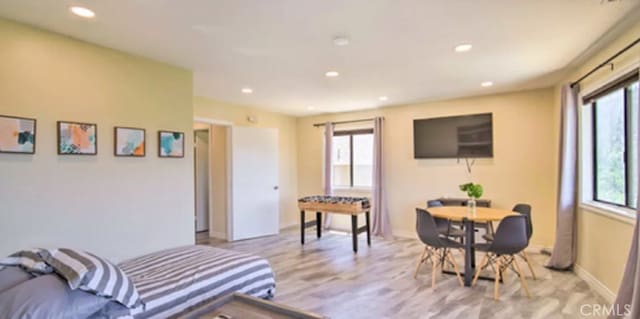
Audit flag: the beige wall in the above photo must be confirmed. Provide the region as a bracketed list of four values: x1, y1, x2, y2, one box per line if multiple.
[562, 19, 640, 297]
[209, 124, 228, 239]
[576, 211, 634, 299]
[193, 97, 299, 229]
[0, 19, 195, 262]
[297, 88, 558, 246]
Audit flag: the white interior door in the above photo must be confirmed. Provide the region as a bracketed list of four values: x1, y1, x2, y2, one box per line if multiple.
[230, 126, 279, 241]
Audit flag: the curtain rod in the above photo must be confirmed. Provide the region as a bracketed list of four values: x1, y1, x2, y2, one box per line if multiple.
[312, 117, 380, 127]
[571, 37, 640, 88]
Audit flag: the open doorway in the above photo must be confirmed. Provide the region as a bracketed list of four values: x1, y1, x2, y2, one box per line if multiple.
[193, 117, 280, 242]
[193, 120, 229, 241]
[194, 124, 210, 234]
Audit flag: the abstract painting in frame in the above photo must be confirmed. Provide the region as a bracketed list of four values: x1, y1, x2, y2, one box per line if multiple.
[158, 130, 184, 158]
[0, 115, 36, 154]
[57, 121, 97, 155]
[114, 127, 145, 157]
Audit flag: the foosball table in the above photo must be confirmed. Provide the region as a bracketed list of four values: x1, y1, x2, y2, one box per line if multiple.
[297, 195, 371, 253]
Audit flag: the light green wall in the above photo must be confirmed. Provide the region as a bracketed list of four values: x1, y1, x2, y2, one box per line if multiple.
[0, 18, 195, 262]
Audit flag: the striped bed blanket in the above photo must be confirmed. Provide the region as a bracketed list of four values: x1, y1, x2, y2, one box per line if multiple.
[115, 245, 276, 319]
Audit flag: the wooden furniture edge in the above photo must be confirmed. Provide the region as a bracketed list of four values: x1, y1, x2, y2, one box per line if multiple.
[298, 201, 368, 215]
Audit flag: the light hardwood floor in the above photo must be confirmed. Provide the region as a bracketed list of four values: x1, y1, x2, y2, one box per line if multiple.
[197, 228, 605, 319]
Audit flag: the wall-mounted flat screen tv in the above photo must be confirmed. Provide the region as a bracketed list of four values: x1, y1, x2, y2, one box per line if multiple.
[413, 113, 493, 159]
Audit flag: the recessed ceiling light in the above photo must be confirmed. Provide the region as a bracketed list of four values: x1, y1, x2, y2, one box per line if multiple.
[333, 36, 350, 47]
[454, 43, 473, 52]
[69, 6, 95, 18]
[481, 81, 494, 87]
[325, 71, 339, 77]
[241, 87, 253, 94]
[379, 96, 388, 101]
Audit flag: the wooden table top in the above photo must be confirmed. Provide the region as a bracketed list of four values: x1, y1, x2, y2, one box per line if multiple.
[427, 206, 516, 222]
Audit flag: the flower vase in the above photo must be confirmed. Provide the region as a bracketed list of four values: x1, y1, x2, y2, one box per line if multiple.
[467, 198, 477, 217]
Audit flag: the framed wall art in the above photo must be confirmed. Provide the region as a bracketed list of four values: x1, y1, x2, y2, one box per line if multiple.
[0, 115, 36, 154]
[158, 130, 184, 158]
[114, 127, 145, 157]
[57, 121, 97, 155]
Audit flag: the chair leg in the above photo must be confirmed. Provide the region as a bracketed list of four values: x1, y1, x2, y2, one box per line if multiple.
[499, 256, 507, 283]
[494, 256, 501, 301]
[440, 248, 447, 269]
[472, 254, 488, 286]
[414, 247, 428, 279]
[431, 250, 439, 288]
[447, 251, 464, 287]
[513, 257, 531, 298]
[521, 251, 537, 280]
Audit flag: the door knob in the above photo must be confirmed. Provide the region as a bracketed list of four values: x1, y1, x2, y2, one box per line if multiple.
[273, 186, 279, 190]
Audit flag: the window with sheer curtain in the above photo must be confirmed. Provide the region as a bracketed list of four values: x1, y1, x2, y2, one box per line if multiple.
[585, 73, 639, 209]
[332, 129, 374, 188]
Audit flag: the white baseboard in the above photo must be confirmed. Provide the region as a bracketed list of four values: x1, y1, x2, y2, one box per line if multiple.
[574, 264, 616, 303]
[392, 229, 418, 239]
[279, 222, 298, 231]
[525, 244, 549, 254]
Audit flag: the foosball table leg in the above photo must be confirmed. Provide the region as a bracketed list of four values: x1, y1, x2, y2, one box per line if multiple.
[351, 214, 358, 253]
[366, 210, 371, 246]
[316, 212, 322, 239]
[300, 210, 305, 245]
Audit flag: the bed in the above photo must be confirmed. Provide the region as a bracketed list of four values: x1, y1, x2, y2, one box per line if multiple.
[0, 245, 276, 319]
[118, 245, 276, 319]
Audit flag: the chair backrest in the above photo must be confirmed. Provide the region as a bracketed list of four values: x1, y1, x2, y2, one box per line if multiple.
[476, 200, 491, 208]
[488, 215, 528, 255]
[427, 200, 443, 208]
[415, 208, 445, 248]
[512, 203, 532, 240]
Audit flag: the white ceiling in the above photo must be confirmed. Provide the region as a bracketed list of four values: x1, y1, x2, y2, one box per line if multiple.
[1, 0, 639, 116]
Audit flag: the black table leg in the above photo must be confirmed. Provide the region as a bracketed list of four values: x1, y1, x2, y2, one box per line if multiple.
[351, 214, 358, 253]
[463, 218, 475, 287]
[365, 211, 371, 246]
[300, 210, 305, 245]
[316, 212, 322, 238]
[442, 219, 500, 284]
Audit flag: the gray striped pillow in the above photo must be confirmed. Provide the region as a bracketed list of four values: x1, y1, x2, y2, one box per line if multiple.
[0, 248, 53, 274]
[39, 248, 142, 309]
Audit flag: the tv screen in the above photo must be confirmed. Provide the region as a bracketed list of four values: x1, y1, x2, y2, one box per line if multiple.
[413, 113, 493, 159]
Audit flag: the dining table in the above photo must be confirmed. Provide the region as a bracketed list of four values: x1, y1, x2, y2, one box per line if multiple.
[427, 206, 517, 286]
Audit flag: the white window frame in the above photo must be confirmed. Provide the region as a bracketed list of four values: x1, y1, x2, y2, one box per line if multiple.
[578, 61, 639, 224]
[331, 129, 374, 190]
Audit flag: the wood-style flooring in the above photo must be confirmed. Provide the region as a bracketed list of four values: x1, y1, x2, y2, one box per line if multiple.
[196, 228, 606, 319]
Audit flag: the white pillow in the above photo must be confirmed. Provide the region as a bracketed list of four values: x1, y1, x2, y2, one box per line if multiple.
[39, 248, 142, 309]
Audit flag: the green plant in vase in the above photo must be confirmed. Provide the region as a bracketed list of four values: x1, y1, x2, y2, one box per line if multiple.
[459, 182, 483, 215]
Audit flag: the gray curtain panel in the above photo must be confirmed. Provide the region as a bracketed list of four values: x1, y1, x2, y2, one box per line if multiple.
[323, 122, 334, 229]
[546, 84, 580, 270]
[371, 117, 392, 238]
[610, 68, 640, 319]
[611, 222, 639, 319]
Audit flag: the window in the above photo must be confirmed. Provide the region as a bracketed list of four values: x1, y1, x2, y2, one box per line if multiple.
[332, 129, 374, 188]
[586, 73, 639, 209]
